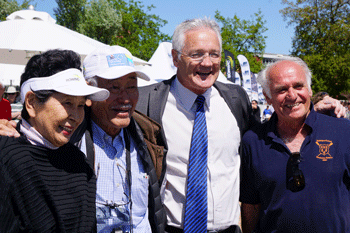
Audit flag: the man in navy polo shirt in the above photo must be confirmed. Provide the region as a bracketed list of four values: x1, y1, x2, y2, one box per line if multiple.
[240, 58, 350, 233]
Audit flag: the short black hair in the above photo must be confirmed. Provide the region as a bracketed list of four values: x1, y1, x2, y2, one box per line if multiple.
[21, 49, 82, 120]
[20, 49, 81, 85]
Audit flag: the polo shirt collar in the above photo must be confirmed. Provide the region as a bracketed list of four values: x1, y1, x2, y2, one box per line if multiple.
[266, 102, 317, 141]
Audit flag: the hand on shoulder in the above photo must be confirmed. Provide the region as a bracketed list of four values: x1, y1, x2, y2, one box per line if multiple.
[314, 96, 346, 118]
[0, 119, 20, 137]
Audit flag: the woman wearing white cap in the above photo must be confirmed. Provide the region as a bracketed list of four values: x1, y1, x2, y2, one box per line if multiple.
[0, 49, 109, 232]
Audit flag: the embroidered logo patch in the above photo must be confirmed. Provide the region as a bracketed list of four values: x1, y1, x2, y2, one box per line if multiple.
[106, 53, 134, 68]
[316, 140, 333, 161]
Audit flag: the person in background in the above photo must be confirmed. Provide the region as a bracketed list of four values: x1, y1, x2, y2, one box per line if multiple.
[0, 49, 109, 232]
[262, 105, 272, 122]
[0, 81, 11, 121]
[251, 100, 261, 122]
[240, 58, 350, 232]
[5, 86, 23, 121]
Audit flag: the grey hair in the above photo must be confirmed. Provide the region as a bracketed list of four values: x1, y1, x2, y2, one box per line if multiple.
[172, 17, 222, 59]
[257, 57, 312, 98]
[85, 76, 99, 87]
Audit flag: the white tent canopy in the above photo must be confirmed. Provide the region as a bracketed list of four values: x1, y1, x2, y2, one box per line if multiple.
[0, 9, 107, 62]
[0, 7, 149, 86]
[0, 63, 25, 86]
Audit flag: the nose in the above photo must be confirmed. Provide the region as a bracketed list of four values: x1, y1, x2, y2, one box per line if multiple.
[286, 88, 297, 99]
[116, 89, 131, 102]
[199, 54, 213, 66]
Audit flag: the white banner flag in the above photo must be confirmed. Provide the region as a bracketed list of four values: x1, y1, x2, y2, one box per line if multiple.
[237, 54, 251, 98]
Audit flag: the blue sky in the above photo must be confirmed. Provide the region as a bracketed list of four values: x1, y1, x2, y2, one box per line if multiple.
[27, 0, 294, 55]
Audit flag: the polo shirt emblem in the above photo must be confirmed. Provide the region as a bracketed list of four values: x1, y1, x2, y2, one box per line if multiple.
[315, 140, 333, 161]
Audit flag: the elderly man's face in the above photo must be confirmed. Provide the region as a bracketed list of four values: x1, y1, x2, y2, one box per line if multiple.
[264, 61, 312, 125]
[172, 28, 221, 95]
[90, 73, 138, 138]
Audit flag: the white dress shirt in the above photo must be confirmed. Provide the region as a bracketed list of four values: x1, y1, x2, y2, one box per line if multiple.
[161, 78, 241, 230]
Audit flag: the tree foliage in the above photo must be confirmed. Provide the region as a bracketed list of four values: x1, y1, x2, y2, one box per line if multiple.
[280, 0, 350, 97]
[77, 0, 122, 45]
[281, 0, 350, 56]
[55, 0, 170, 60]
[215, 10, 267, 73]
[0, 0, 31, 21]
[54, 0, 86, 31]
[108, 0, 170, 60]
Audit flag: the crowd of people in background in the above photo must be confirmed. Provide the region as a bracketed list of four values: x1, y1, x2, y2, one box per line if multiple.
[0, 16, 349, 233]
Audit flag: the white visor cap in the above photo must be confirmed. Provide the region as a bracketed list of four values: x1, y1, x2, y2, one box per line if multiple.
[20, 68, 110, 104]
[83, 45, 150, 81]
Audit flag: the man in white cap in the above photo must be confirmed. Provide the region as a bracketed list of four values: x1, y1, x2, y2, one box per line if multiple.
[76, 45, 165, 233]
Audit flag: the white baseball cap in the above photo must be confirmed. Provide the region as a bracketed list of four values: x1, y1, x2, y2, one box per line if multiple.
[83, 45, 150, 81]
[6, 86, 18, 94]
[20, 68, 110, 104]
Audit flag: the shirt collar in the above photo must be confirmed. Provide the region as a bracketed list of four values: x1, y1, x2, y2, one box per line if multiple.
[267, 102, 317, 139]
[173, 76, 212, 111]
[91, 120, 124, 150]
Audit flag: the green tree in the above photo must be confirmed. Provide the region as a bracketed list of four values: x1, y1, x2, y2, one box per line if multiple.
[281, 0, 350, 57]
[0, 0, 32, 21]
[280, 0, 350, 98]
[55, 0, 86, 31]
[215, 10, 267, 73]
[77, 0, 122, 45]
[108, 0, 170, 60]
[54, 0, 170, 61]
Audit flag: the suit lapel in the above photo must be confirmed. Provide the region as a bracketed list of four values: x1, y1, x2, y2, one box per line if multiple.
[148, 76, 174, 126]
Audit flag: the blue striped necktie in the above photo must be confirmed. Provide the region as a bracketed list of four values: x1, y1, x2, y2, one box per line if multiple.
[184, 95, 208, 233]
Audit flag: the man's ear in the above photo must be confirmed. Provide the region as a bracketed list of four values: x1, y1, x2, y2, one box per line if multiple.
[263, 91, 272, 105]
[25, 91, 38, 118]
[172, 49, 180, 68]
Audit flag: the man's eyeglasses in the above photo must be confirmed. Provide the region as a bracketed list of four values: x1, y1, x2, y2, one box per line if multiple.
[176, 50, 221, 64]
[286, 152, 305, 192]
